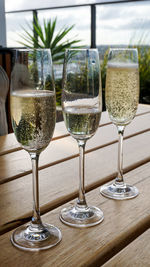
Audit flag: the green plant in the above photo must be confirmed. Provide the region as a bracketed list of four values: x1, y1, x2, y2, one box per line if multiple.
[19, 16, 82, 106]
[19, 16, 82, 62]
[100, 48, 109, 111]
[101, 48, 109, 90]
[137, 46, 150, 103]
[100, 45, 150, 107]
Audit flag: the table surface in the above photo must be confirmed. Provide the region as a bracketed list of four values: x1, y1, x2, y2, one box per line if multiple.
[0, 104, 150, 267]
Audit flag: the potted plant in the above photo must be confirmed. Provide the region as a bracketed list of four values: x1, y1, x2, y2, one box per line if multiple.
[19, 16, 82, 120]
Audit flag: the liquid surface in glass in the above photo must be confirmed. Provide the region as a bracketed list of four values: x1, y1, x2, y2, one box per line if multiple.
[105, 62, 139, 126]
[11, 89, 56, 152]
[63, 105, 101, 140]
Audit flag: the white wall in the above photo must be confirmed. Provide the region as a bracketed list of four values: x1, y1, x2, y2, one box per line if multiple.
[0, 0, 6, 47]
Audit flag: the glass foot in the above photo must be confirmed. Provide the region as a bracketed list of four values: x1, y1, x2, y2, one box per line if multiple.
[11, 223, 62, 251]
[60, 205, 104, 228]
[100, 182, 139, 200]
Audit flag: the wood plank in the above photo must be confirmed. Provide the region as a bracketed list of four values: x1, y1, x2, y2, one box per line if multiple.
[1, 129, 150, 232]
[0, 121, 67, 156]
[0, 104, 149, 156]
[102, 229, 150, 267]
[0, 54, 2, 66]
[0, 111, 150, 184]
[0, 162, 150, 267]
[0, 110, 111, 156]
[0, 133, 21, 156]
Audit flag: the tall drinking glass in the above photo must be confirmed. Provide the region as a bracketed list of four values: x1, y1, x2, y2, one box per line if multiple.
[100, 48, 139, 200]
[60, 49, 104, 227]
[10, 49, 62, 251]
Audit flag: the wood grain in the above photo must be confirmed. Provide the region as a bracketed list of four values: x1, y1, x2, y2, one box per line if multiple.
[102, 229, 150, 267]
[1, 129, 150, 232]
[0, 110, 111, 156]
[0, 104, 150, 267]
[0, 162, 150, 267]
[0, 121, 67, 156]
[0, 111, 150, 185]
[0, 104, 149, 156]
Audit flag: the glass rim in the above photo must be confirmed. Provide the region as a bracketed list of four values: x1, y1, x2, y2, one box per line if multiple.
[109, 48, 138, 52]
[65, 48, 98, 52]
[12, 48, 51, 53]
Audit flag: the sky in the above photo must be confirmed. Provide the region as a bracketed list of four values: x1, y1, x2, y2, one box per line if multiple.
[5, 0, 150, 47]
[5, 0, 109, 11]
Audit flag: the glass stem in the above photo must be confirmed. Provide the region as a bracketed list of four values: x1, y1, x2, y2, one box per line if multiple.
[115, 126, 125, 185]
[30, 153, 42, 228]
[76, 140, 87, 208]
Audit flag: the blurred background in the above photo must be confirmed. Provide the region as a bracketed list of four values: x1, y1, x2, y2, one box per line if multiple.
[1, 0, 150, 131]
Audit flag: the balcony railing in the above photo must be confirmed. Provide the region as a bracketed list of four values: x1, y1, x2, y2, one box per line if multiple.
[5, 0, 146, 49]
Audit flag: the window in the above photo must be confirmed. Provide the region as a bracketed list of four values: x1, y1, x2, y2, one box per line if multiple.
[6, 12, 33, 47]
[96, 1, 150, 47]
[38, 6, 91, 47]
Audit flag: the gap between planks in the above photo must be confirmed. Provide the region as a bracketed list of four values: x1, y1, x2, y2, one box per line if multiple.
[1, 155, 150, 235]
[0, 108, 150, 157]
[0, 125, 150, 185]
[1, 164, 150, 267]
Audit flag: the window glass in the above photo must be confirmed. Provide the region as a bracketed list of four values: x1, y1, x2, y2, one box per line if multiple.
[96, 1, 150, 105]
[5, 0, 95, 12]
[6, 12, 33, 47]
[38, 6, 90, 47]
[96, 1, 150, 48]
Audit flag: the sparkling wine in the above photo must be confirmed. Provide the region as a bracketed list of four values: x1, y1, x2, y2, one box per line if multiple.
[11, 89, 56, 152]
[63, 106, 101, 140]
[105, 62, 139, 126]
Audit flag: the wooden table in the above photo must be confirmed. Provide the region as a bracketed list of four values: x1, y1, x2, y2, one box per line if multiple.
[0, 104, 150, 267]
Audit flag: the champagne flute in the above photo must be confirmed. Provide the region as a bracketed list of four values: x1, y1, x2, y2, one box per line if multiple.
[60, 48, 104, 227]
[100, 48, 139, 200]
[10, 49, 62, 251]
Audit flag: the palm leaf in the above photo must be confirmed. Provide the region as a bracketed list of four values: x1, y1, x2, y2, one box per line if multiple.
[19, 28, 41, 48]
[52, 40, 82, 56]
[33, 16, 45, 45]
[19, 17, 82, 62]
[48, 18, 57, 45]
[51, 25, 74, 49]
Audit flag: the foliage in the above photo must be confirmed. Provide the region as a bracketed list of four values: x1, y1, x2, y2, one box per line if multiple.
[55, 78, 62, 106]
[19, 16, 82, 62]
[100, 45, 150, 106]
[137, 46, 150, 103]
[101, 48, 109, 91]
[64, 64, 100, 99]
[19, 16, 82, 106]
[12, 116, 34, 146]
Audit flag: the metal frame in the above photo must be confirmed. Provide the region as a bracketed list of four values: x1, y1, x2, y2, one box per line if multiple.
[33, 10, 38, 48]
[5, 0, 148, 13]
[5, 0, 149, 48]
[91, 5, 96, 48]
